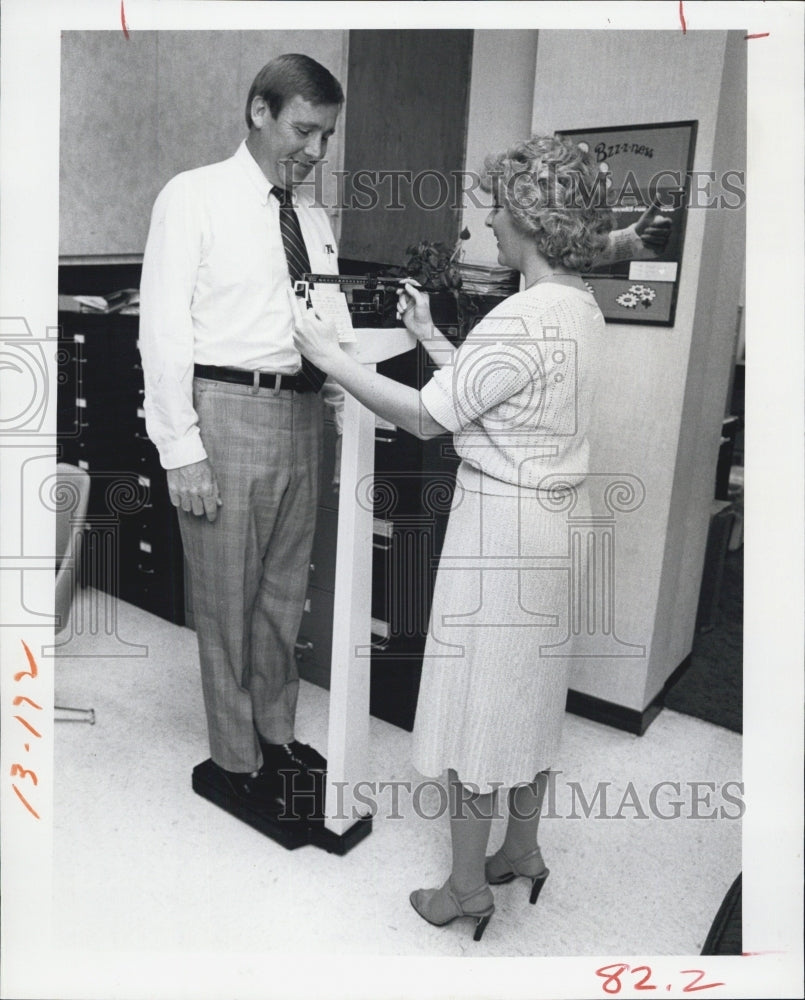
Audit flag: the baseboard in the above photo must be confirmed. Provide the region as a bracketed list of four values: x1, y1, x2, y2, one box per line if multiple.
[566, 655, 693, 735]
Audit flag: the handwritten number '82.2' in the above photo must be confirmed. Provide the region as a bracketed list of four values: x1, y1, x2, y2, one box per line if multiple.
[595, 964, 725, 994]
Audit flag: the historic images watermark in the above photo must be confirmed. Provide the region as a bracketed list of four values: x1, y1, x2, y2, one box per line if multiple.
[289, 165, 746, 213]
[275, 771, 745, 823]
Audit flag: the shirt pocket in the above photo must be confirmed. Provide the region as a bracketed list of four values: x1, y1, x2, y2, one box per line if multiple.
[300, 215, 338, 276]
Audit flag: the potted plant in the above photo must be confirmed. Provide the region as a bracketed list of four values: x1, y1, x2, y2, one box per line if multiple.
[397, 228, 479, 339]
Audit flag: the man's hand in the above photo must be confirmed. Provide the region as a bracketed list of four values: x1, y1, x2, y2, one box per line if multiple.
[167, 458, 222, 521]
[634, 199, 673, 254]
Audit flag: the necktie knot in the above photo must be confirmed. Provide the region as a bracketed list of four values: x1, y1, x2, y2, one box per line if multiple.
[270, 185, 293, 207]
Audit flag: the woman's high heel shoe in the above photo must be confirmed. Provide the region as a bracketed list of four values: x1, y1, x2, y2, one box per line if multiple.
[484, 846, 550, 905]
[409, 877, 495, 941]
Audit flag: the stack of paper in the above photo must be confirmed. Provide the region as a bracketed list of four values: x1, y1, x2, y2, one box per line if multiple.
[309, 283, 356, 343]
[58, 288, 140, 314]
[457, 262, 519, 297]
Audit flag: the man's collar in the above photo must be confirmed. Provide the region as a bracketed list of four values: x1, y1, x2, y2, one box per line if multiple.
[235, 141, 307, 207]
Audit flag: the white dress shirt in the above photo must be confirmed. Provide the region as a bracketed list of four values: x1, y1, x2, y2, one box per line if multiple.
[139, 140, 342, 469]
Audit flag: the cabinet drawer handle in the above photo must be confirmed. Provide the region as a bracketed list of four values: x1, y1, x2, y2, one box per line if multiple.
[375, 434, 396, 444]
[371, 617, 390, 639]
[294, 640, 314, 653]
[137, 563, 155, 575]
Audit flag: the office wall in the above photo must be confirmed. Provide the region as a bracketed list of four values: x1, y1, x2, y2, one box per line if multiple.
[525, 30, 744, 709]
[459, 30, 538, 265]
[59, 31, 348, 258]
[338, 30, 474, 264]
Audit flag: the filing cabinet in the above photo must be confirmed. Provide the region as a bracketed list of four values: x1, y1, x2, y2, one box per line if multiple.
[57, 311, 186, 625]
[294, 344, 462, 731]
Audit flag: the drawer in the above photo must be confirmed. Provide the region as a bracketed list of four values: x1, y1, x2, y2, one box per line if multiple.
[78, 358, 143, 402]
[370, 657, 423, 732]
[296, 586, 392, 692]
[295, 586, 335, 690]
[373, 456, 456, 521]
[118, 568, 185, 625]
[308, 506, 337, 593]
[318, 418, 341, 512]
[83, 469, 153, 522]
[55, 338, 83, 397]
[373, 516, 446, 642]
[118, 525, 182, 577]
[57, 407, 87, 448]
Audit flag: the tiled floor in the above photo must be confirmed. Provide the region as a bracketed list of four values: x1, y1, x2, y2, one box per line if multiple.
[48, 588, 742, 994]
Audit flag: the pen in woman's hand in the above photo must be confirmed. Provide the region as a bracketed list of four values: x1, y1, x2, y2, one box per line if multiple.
[396, 280, 434, 341]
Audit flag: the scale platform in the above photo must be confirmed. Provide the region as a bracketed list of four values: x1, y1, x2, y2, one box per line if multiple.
[191, 758, 372, 855]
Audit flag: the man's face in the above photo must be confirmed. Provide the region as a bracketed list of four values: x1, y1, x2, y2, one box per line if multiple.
[248, 93, 340, 189]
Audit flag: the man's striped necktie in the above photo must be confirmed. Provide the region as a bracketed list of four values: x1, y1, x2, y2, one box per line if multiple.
[271, 185, 327, 393]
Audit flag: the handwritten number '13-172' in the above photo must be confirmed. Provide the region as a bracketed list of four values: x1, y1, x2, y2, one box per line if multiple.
[10, 640, 42, 819]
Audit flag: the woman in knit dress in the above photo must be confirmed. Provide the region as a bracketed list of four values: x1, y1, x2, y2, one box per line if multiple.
[291, 135, 622, 940]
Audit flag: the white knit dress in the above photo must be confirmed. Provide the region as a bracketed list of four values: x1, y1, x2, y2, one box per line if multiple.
[412, 284, 605, 791]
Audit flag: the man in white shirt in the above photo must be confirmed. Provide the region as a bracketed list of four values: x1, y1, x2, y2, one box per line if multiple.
[139, 54, 344, 815]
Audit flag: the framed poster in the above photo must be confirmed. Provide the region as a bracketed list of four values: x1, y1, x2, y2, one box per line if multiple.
[558, 120, 698, 326]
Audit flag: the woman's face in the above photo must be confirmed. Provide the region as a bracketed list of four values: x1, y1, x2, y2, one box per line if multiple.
[485, 198, 525, 271]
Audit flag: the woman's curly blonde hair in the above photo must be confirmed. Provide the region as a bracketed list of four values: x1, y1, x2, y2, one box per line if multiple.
[482, 135, 614, 271]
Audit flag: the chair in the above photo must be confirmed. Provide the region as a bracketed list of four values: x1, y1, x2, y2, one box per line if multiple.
[54, 462, 95, 724]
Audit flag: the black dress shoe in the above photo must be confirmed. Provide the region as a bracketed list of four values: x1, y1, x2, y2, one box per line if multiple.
[259, 739, 326, 820]
[213, 763, 284, 810]
[259, 738, 327, 775]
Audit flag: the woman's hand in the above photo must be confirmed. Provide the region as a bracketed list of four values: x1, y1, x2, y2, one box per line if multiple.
[288, 289, 341, 370]
[396, 280, 434, 342]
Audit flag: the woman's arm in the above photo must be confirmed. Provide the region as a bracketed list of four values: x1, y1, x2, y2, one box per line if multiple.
[290, 292, 447, 440]
[597, 199, 672, 266]
[326, 349, 447, 440]
[417, 324, 456, 370]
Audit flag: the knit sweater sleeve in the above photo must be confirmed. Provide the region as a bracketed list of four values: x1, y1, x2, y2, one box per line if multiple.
[420, 311, 540, 432]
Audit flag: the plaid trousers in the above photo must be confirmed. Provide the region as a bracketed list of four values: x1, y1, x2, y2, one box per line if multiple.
[178, 376, 323, 772]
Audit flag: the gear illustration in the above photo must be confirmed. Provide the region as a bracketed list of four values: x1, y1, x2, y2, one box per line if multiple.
[615, 291, 639, 309]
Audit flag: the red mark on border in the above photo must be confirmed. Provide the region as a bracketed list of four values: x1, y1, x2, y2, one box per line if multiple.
[14, 715, 42, 739]
[744, 33, 770, 40]
[15, 640, 39, 681]
[679, 0, 687, 34]
[12, 784, 41, 819]
[13, 695, 43, 711]
[121, 1, 130, 40]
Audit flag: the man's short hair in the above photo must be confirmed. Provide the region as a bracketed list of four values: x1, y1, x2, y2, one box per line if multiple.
[245, 53, 344, 128]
